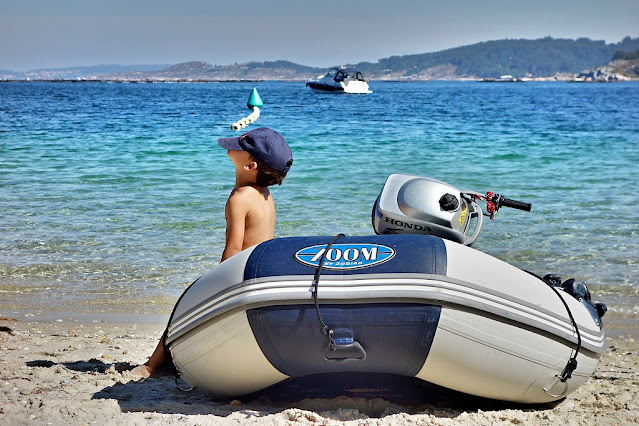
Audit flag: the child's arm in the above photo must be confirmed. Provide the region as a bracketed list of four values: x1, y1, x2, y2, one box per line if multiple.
[220, 189, 250, 262]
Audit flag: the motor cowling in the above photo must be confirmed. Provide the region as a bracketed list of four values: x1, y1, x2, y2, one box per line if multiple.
[372, 174, 483, 246]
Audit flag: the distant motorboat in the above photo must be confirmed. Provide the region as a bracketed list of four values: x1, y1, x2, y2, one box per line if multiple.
[306, 67, 372, 94]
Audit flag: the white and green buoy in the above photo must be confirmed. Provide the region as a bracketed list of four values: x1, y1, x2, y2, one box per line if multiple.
[231, 88, 263, 130]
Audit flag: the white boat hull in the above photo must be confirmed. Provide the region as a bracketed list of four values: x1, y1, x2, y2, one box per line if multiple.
[306, 80, 372, 94]
[166, 235, 605, 403]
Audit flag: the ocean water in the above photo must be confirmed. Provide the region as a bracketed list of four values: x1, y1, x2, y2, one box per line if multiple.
[1, 81, 638, 324]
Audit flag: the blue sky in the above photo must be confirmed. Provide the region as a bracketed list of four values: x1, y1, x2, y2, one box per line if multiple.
[1, 0, 638, 71]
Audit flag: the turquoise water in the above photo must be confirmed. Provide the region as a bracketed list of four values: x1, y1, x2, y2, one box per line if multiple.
[1, 81, 638, 321]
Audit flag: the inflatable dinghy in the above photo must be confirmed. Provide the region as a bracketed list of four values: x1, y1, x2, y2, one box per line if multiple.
[164, 175, 606, 404]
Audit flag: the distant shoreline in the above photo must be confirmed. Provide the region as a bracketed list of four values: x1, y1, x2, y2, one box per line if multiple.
[1, 78, 637, 83]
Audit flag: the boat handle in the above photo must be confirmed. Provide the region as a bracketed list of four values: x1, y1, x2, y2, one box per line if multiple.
[542, 374, 569, 398]
[324, 341, 367, 362]
[174, 372, 194, 392]
[464, 202, 484, 246]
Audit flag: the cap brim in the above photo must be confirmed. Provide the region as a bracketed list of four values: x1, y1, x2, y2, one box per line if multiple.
[217, 137, 243, 150]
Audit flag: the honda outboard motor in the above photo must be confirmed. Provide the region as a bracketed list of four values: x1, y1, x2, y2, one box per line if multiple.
[372, 174, 483, 245]
[372, 174, 531, 246]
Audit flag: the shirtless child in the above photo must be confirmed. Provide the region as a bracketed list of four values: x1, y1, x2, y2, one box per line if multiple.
[132, 127, 293, 377]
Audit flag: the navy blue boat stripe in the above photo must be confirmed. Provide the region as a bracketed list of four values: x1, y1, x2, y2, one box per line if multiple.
[248, 303, 441, 377]
[244, 234, 447, 281]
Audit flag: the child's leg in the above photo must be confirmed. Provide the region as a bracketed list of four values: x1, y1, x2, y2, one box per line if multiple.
[130, 331, 169, 377]
[144, 338, 168, 369]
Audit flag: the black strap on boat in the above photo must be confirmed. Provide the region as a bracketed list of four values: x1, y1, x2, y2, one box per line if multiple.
[546, 282, 582, 382]
[161, 275, 203, 389]
[312, 233, 345, 348]
[530, 271, 582, 383]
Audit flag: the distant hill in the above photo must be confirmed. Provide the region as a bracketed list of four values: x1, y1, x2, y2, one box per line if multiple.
[117, 36, 639, 81]
[0, 64, 171, 80]
[98, 60, 324, 81]
[2, 36, 638, 81]
[357, 36, 639, 79]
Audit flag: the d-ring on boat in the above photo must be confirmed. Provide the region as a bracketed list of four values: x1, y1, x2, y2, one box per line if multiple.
[164, 174, 606, 403]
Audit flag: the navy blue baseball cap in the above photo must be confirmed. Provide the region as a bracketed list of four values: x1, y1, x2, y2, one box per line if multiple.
[218, 127, 292, 173]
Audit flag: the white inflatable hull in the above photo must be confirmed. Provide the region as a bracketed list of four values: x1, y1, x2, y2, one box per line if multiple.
[165, 235, 605, 403]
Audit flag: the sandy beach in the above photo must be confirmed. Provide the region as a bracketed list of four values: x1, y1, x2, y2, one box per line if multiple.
[1, 315, 637, 426]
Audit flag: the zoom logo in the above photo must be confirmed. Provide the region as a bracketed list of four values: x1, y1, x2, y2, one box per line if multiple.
[295, 243, 395, 270]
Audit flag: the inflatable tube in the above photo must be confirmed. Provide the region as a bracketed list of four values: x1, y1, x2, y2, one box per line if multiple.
[166, 234, 605, 403]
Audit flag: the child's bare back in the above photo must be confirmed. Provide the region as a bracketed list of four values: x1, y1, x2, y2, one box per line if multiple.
[221, 184, 275, 261]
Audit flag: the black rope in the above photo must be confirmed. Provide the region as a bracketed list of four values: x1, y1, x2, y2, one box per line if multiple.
[546, 282, 582, 382]
[312, 233, 345, 347]
[527, 271, 582, 383]
[161, 275, 204, 381]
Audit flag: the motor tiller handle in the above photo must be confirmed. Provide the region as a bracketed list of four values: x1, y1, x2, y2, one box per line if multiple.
[499, 196, 532, 212]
